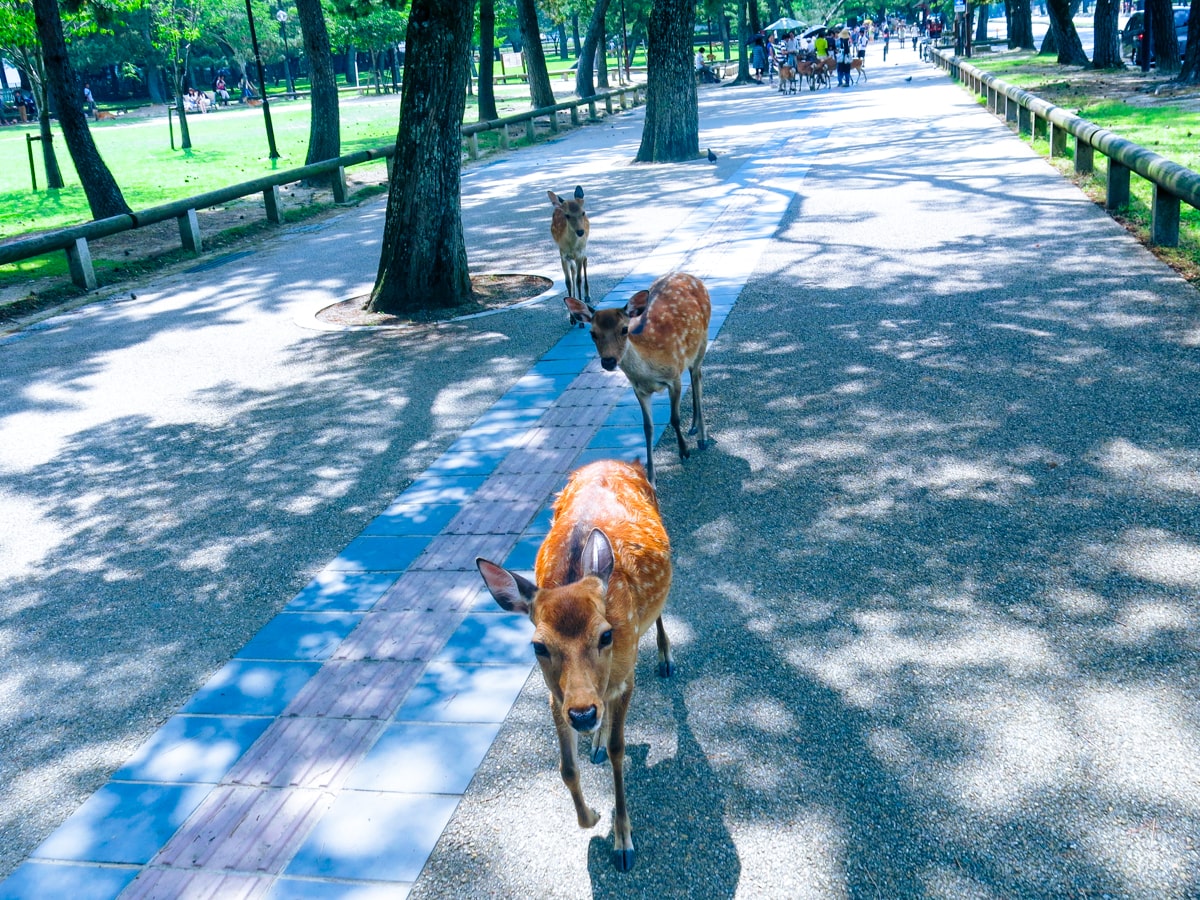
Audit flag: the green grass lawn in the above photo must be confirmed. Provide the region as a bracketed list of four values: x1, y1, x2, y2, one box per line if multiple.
[0, 68, 638, 243]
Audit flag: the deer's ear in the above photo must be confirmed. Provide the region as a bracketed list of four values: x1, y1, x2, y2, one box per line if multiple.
[547, 191, 563, 207]
[625, 290, 649, 319]
[564, 297, 593, 322]
[581, 529, 614, 592]
[573, 185, 585, 201]
[477, 558, 537, 615]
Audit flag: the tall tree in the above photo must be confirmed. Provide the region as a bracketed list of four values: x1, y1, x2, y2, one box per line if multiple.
[1007, 0, 1035, 49]
[295, 0, 341, 172]
[30, 0, 130, 218]
[730, 0, 752, 84]
[575, 0, 612, 97]
[478, 0, 498, 119]
[1091, 0, 1123, 67]
[368, 0, 475, 314]
[515, 0, 555, 107]
[1042, 0, 1090, 64]
[635, 0, 696, 163]
[0, 0, 64, 188]
[1178, 0, 1200, 81]
[1147, 0, 1181, 73]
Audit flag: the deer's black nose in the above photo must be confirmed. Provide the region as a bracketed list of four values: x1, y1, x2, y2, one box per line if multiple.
[576, 229, 585, 237]
[601, 358, 617, 371]
[568, 705, 598, 732]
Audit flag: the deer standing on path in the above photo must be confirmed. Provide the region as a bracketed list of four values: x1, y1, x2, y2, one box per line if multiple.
[549, 186, 591, 325]
[476, 459, 673, 873]
[566, 272, 711, 488]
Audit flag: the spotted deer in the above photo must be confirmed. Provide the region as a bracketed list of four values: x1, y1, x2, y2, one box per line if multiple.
[549, 185, 590, 324]
[476, 459, 673, 873]
[565, 272, 711, 488]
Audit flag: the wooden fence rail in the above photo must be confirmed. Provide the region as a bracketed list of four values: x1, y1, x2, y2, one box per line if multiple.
[0, 83, 644, 292]
[930, 47, 1200, 247]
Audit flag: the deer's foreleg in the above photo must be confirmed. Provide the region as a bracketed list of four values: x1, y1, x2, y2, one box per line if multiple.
[607, 687, 635, 871]
[554, 697, 599, 829]
[580, 254, 590, 303]
[636, 390, 657, 488]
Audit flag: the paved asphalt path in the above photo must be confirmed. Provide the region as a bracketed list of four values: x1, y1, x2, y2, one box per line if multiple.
[3, 40, 1200, 897]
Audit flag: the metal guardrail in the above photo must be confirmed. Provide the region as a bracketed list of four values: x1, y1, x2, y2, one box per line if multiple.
[930, 47, 1200, 247]
[0, 83, 644, 291]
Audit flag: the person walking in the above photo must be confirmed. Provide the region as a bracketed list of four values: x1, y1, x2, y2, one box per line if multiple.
[835, 29, 853, 87]
[83, 83, 97, 118]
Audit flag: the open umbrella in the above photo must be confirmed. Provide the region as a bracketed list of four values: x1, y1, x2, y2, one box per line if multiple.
[802, 25, 829, 39]
[765, 16, 807, 32]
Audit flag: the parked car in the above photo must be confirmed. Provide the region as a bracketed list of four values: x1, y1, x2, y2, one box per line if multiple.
[1121, 7, 1189, 66]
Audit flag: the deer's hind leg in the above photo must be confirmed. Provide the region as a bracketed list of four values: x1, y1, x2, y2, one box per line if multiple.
[688, 350, 708, 448]
[655, 615, 674, 677]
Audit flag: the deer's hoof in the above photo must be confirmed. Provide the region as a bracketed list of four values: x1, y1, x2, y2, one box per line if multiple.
[591, 745, 608, 765]
[612, 848, 636, 872]
[697, 437, 711, 450]
[658, 659, 675, 678]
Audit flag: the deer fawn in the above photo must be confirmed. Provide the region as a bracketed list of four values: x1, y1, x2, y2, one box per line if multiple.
[565, 272, 711, 488]
[549, 185, 590, 325]
[476, 459, 673, 872]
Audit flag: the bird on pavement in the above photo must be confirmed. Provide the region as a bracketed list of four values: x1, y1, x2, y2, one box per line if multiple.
[905, 76, 913, 81]
[707, 148, 718, 163]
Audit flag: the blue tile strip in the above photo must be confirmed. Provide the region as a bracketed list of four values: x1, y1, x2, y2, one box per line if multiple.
[0, 127, 824, 898]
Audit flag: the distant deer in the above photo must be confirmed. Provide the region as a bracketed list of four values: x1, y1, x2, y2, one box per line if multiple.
[549, 185, 590, 324]
[477, 459, 673, 873]
[565, 272, 711, 488]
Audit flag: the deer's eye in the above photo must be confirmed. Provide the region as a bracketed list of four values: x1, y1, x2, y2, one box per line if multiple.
[532, 641, 550, 658]
[620, 326, 628, 336]
[590, 332, 598, 343]
[599, 630, 613, 649]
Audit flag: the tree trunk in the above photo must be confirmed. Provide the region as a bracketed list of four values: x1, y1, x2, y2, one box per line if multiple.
[516, 0, 556, 108]
[478, 0, 499, 119]
[175, 96, 193, 150]
[1178, 0, 1200, 81]
[346, 44, 359, 86]
[1148, 0, 1181, 73]
[975, 4, 990, 40]
[37, 104, 65, 190]
[635, 0, 698, 163]
[367, 0, 475, 314]
[1008, 0, 1035, 49]
[576, 0, 613, 98]
[1091, 0, 1124, 68]
[731, 0, 752, 83]
[557, 22, 569, 59]
[296, 0, 341, 179]
[1044, 0, 1090, 64]
[31, 0, 130, 218]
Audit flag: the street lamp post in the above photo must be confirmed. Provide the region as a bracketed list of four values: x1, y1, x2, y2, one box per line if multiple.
[244, 0, 280, 159]
[276, 7, 296, 98]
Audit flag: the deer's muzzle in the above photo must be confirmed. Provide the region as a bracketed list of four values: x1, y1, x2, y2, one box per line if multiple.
[568, 705, 598, 732]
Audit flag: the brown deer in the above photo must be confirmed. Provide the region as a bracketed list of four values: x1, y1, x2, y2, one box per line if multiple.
[565, 272, 711, 488]
[549, 185, 590, 325]
[476, 459, 673, 873]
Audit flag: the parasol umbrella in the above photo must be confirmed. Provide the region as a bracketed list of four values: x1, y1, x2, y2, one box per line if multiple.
[765, 16, 807, 32]
[802, 25, 829, 39]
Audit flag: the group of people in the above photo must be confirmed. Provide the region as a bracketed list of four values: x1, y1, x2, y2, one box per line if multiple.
[748, 25, 868, 88]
